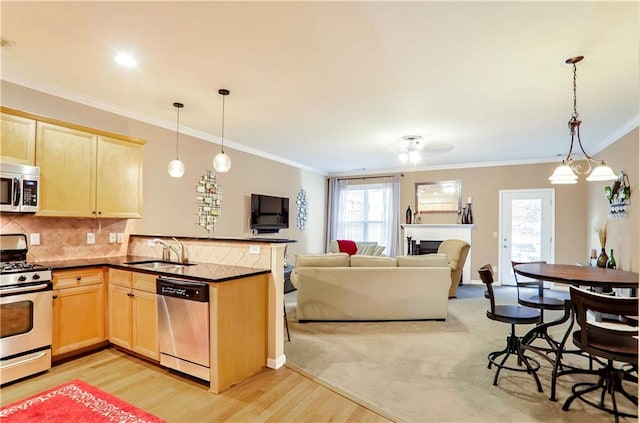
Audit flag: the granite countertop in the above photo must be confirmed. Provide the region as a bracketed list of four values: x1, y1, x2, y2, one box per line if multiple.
[130, 234, 297, 244]
[38, 255, 270, 283]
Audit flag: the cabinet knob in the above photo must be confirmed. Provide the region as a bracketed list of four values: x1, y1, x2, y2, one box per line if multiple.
[98, 211, 102, 215]
[127, 292, 134, 297]
[76, 276, 82, 281]
[52, 294, 58, 299]
[92, 211, 97, 215]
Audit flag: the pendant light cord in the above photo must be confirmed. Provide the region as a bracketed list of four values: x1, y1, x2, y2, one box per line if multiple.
[572, 62, 578, 119]
[175, 106, 180, 158]
[221, 94, 225, 154]
[173, 102, 184, 160]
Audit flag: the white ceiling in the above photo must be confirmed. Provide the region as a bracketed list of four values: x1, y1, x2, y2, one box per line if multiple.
[2, 1, 638, 176]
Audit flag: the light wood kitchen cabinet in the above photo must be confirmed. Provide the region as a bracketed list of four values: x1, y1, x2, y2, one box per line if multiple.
[108, 269, 159, 361]
[52, 268, 106, 358]
[0, 111, 36, 165]
[35, 121, 144, 218]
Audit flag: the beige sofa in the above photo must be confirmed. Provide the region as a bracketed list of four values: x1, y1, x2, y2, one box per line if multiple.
[290, 253, 451, 321]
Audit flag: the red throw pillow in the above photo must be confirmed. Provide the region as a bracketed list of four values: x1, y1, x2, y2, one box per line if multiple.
[336, 240, 358, 256]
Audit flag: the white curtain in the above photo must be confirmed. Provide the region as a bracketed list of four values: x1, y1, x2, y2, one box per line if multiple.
[326, 177, 347, 252]
[326, 175, 400, 257]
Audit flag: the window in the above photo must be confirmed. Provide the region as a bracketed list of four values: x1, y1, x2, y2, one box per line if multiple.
[327, 176, 400, 256]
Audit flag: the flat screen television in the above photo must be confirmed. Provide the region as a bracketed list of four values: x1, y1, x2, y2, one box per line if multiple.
[250, 194, 289, 233]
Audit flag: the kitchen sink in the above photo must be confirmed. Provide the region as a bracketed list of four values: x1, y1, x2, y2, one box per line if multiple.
[125, 260, 195, 270]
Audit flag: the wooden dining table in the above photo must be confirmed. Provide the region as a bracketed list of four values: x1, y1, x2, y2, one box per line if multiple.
[513, 262, 639, 401]
[513, 262, 639, 291]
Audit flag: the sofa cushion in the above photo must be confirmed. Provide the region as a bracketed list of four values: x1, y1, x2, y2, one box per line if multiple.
[329, 240, 382, 255]
[295, 253, 350, 268]
[336, 240, 358, 255]
[350, 255, 397, 267]
[396, 254, 448, 267]
[356, 244, 386, 256]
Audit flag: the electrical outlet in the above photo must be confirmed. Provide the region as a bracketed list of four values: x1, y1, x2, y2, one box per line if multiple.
[30, 233, 40, 246]
[109, 233, 117, 243]
[87, 233, 96, 244]
[117, 233, 125, 244]
[249, 245, 260, 255]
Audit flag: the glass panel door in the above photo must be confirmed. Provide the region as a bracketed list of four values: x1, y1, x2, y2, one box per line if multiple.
[499, 189, 554, 286]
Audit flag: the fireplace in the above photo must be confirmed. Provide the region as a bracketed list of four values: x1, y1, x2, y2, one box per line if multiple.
[409, 240, 442, 255]
[402, 224, 473, 283]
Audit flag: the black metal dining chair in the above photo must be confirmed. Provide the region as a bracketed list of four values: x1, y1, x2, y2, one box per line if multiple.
[511, 260, 570, 322]
[559, 287, 637, 422]
[478, 264, 543, 392]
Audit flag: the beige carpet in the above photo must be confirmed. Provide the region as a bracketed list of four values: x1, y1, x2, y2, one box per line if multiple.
[283, 285, 637, 423]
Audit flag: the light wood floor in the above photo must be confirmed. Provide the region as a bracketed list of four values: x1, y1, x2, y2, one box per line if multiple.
[0, 348, 394, 422]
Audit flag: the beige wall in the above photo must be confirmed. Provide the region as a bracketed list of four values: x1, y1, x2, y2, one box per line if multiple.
[1, 81, 637, 275]
[400, 162, 589, 278]
[585, 127, 639, 272]
[1, 81, 326, 260]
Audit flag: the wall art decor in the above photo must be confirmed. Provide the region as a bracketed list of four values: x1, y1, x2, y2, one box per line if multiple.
[296, 189, 308, 231]
[196, 170, 222, 235]
[606, 171, 631, 218]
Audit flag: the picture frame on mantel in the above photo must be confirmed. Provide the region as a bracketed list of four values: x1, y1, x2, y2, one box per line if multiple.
[415, 180, 462, 214]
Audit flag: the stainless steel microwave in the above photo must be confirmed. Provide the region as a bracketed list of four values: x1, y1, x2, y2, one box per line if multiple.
[0, 163, 40, 213]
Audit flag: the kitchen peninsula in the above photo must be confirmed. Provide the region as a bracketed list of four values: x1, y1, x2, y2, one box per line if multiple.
[41, 234, 294, 394]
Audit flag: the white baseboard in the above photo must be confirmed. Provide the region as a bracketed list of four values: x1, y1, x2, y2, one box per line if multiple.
[267, 354, 286, 369]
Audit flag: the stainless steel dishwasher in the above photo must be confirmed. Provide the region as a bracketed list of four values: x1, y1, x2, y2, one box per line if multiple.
[156, 277, 210, 381]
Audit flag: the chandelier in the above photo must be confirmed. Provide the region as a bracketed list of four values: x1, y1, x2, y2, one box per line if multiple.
[549, 56, 617, 184]
[398, 135, 422, 165]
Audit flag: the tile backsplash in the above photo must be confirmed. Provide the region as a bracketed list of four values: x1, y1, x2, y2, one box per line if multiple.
[128, 236, 271, 269]
[0, 214, 130, 262]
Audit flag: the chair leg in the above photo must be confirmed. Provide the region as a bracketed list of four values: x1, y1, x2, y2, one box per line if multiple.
[562, 360, 638, 422]
[487, 324, 542, 392]
[283, 303, 290, 342]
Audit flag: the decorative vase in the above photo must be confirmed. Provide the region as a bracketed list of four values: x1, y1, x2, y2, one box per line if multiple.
[596, 248, 608, 268]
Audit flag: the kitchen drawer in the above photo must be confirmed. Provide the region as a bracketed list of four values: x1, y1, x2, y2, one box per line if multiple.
[53, 267, 104, 289]
[108, 268, 132, 288]
[132, 272, 156, 293]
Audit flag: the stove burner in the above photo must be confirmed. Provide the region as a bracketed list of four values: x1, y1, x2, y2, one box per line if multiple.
[1, 261, 48, 273]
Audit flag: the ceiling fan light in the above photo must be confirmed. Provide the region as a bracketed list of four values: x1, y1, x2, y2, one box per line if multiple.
[213, 152, 231, 173]
[168, 159, 185, 178]
[398, 152, 409, 163]
[549, 162, 578, 184]
[586, 162, 617, 182]
[408, 150, 421, 164]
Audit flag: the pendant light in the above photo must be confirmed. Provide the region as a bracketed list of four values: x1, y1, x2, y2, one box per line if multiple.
[213, 89, 231, 173]
[168, 102, 185, 178]
[549, 56, 617, 184]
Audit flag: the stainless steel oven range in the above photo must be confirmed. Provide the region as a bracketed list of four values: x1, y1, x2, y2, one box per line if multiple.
[0, 233, 52, 385]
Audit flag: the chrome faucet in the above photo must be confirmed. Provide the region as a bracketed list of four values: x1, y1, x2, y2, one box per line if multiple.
[152, 237, 187, 263]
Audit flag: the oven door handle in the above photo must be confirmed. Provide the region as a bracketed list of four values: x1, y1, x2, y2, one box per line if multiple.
[1, 351, 48, 370]
[0, 283, 50, 295]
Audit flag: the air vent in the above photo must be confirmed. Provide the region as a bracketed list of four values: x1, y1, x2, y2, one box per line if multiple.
[0, 38, 16, 49]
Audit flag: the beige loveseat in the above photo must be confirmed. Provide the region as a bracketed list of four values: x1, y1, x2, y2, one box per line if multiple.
[290, 253, 451, 321]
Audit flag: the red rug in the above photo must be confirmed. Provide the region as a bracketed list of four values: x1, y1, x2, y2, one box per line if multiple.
[0, 379, 166, 422]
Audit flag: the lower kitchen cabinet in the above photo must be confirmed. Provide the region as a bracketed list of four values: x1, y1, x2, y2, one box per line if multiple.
[108, 269, 159, 361]
[52, 268, 106, 358]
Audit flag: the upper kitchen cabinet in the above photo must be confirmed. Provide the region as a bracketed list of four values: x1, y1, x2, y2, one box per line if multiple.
[96, 135, 144, 218]
[0, 110, 36, 165]
[35, 121, 144, 218]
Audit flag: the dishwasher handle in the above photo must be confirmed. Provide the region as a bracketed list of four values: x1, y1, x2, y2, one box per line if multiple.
[156, 277, 209, 302]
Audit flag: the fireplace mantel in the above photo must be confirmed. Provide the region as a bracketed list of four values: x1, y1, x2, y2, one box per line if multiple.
[401, 224, 475, 283]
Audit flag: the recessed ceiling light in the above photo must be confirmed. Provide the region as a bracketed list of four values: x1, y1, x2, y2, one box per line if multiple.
[114, 53, 137, 67]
